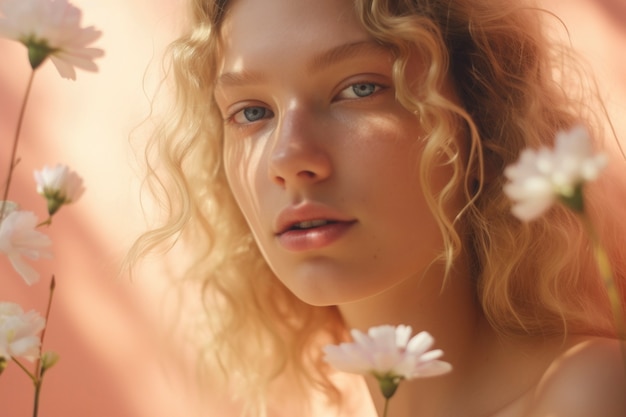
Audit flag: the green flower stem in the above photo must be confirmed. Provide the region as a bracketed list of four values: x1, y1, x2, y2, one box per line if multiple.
[579, 213, 626, 364]
[11, 357, 36, 380]
[37, 216, 53, 228]
[32, 378, 42, 417]
[11, 355, 43, 417]
[382, 397, 390, 417]
[31, 276, 56, 417]
[0, 70, 36, 219]
[376, 376, 399, 417]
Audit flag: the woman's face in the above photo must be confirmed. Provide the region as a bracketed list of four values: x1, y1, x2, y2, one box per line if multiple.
[216, 0, 455, 306]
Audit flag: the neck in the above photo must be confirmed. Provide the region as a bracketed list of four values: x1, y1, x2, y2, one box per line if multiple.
[336, 261, 485, 416]
[334, 261, 564, 417]
[338, 259, 481, 348]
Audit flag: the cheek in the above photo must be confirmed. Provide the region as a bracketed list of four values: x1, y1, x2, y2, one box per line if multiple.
[344, 109, 424, 190]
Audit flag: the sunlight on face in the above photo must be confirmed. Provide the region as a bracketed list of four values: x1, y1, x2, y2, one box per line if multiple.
[216, 0, 455, 306]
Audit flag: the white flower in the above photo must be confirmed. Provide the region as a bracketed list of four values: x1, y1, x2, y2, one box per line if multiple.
[34, 164, 84, 215]
[0, 210, 52, 285]
[323, 325, 452, 398]
[503, 125, 607, 221]
[0, 302, 45, 361]
[0, 0, 104, 79]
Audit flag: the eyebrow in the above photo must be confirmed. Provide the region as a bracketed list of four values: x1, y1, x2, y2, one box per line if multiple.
[216, 40, 389, 88]
[216, 69, 266, 88]
[307, 40, 389, 72]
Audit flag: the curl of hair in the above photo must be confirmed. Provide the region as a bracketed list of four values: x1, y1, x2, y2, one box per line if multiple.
[130, 0, 625, 414]
[355, 0, 623, 337]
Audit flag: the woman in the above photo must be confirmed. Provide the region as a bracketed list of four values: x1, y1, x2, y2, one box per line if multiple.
[132, 0, 626, 415]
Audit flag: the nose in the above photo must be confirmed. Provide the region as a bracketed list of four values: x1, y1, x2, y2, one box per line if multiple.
[269, 107, 332, 188]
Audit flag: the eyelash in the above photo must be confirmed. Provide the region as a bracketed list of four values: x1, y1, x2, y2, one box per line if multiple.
[225, 81, 385, 126]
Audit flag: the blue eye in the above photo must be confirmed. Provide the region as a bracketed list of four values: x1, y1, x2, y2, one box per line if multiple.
[351, 83, 377, 97]
[232, 106, 273, 124]
[337, 82, 382, 100]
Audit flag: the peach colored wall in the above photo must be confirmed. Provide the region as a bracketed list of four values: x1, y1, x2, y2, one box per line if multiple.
[0, 1, 624, 417]
[0, 1, 212, 416]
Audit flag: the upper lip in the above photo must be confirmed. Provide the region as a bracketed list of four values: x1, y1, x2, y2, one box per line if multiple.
[274, 202, 356, 235]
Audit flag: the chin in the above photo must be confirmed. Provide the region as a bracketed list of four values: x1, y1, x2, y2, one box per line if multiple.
[270, 257, 406, 307]
[285, 275, 387, 307]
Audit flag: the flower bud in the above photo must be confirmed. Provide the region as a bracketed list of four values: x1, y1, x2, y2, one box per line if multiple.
[41, 351, 60, 372]
[34, 165, 85, 216]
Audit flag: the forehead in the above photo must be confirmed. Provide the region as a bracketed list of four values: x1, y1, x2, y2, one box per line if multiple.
[218, 0, 371, 73]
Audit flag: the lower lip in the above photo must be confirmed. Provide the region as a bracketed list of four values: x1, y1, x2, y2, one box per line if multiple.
[277, 221, 355, 252]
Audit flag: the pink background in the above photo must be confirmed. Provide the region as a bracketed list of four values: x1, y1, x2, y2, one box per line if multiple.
[0, 1, 624, 416]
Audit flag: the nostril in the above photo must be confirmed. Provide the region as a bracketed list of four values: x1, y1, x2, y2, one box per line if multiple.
[272, 169, 318, 187]
[273, 175, 286, 187]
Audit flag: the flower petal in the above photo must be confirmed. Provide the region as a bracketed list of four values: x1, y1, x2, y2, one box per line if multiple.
[412, 359, 453, 378]
[0, 211, 52, 285]
[406, 331, 434, 354]
[323, 325, 452, 383]
[0, 302, 45, 361]
[0, 0, 103, 78]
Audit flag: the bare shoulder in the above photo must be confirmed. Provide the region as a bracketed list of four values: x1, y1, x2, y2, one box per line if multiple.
[528, 337, 626, 417]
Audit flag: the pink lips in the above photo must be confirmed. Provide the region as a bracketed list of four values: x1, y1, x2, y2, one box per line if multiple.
[275, 204, 356, 252]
